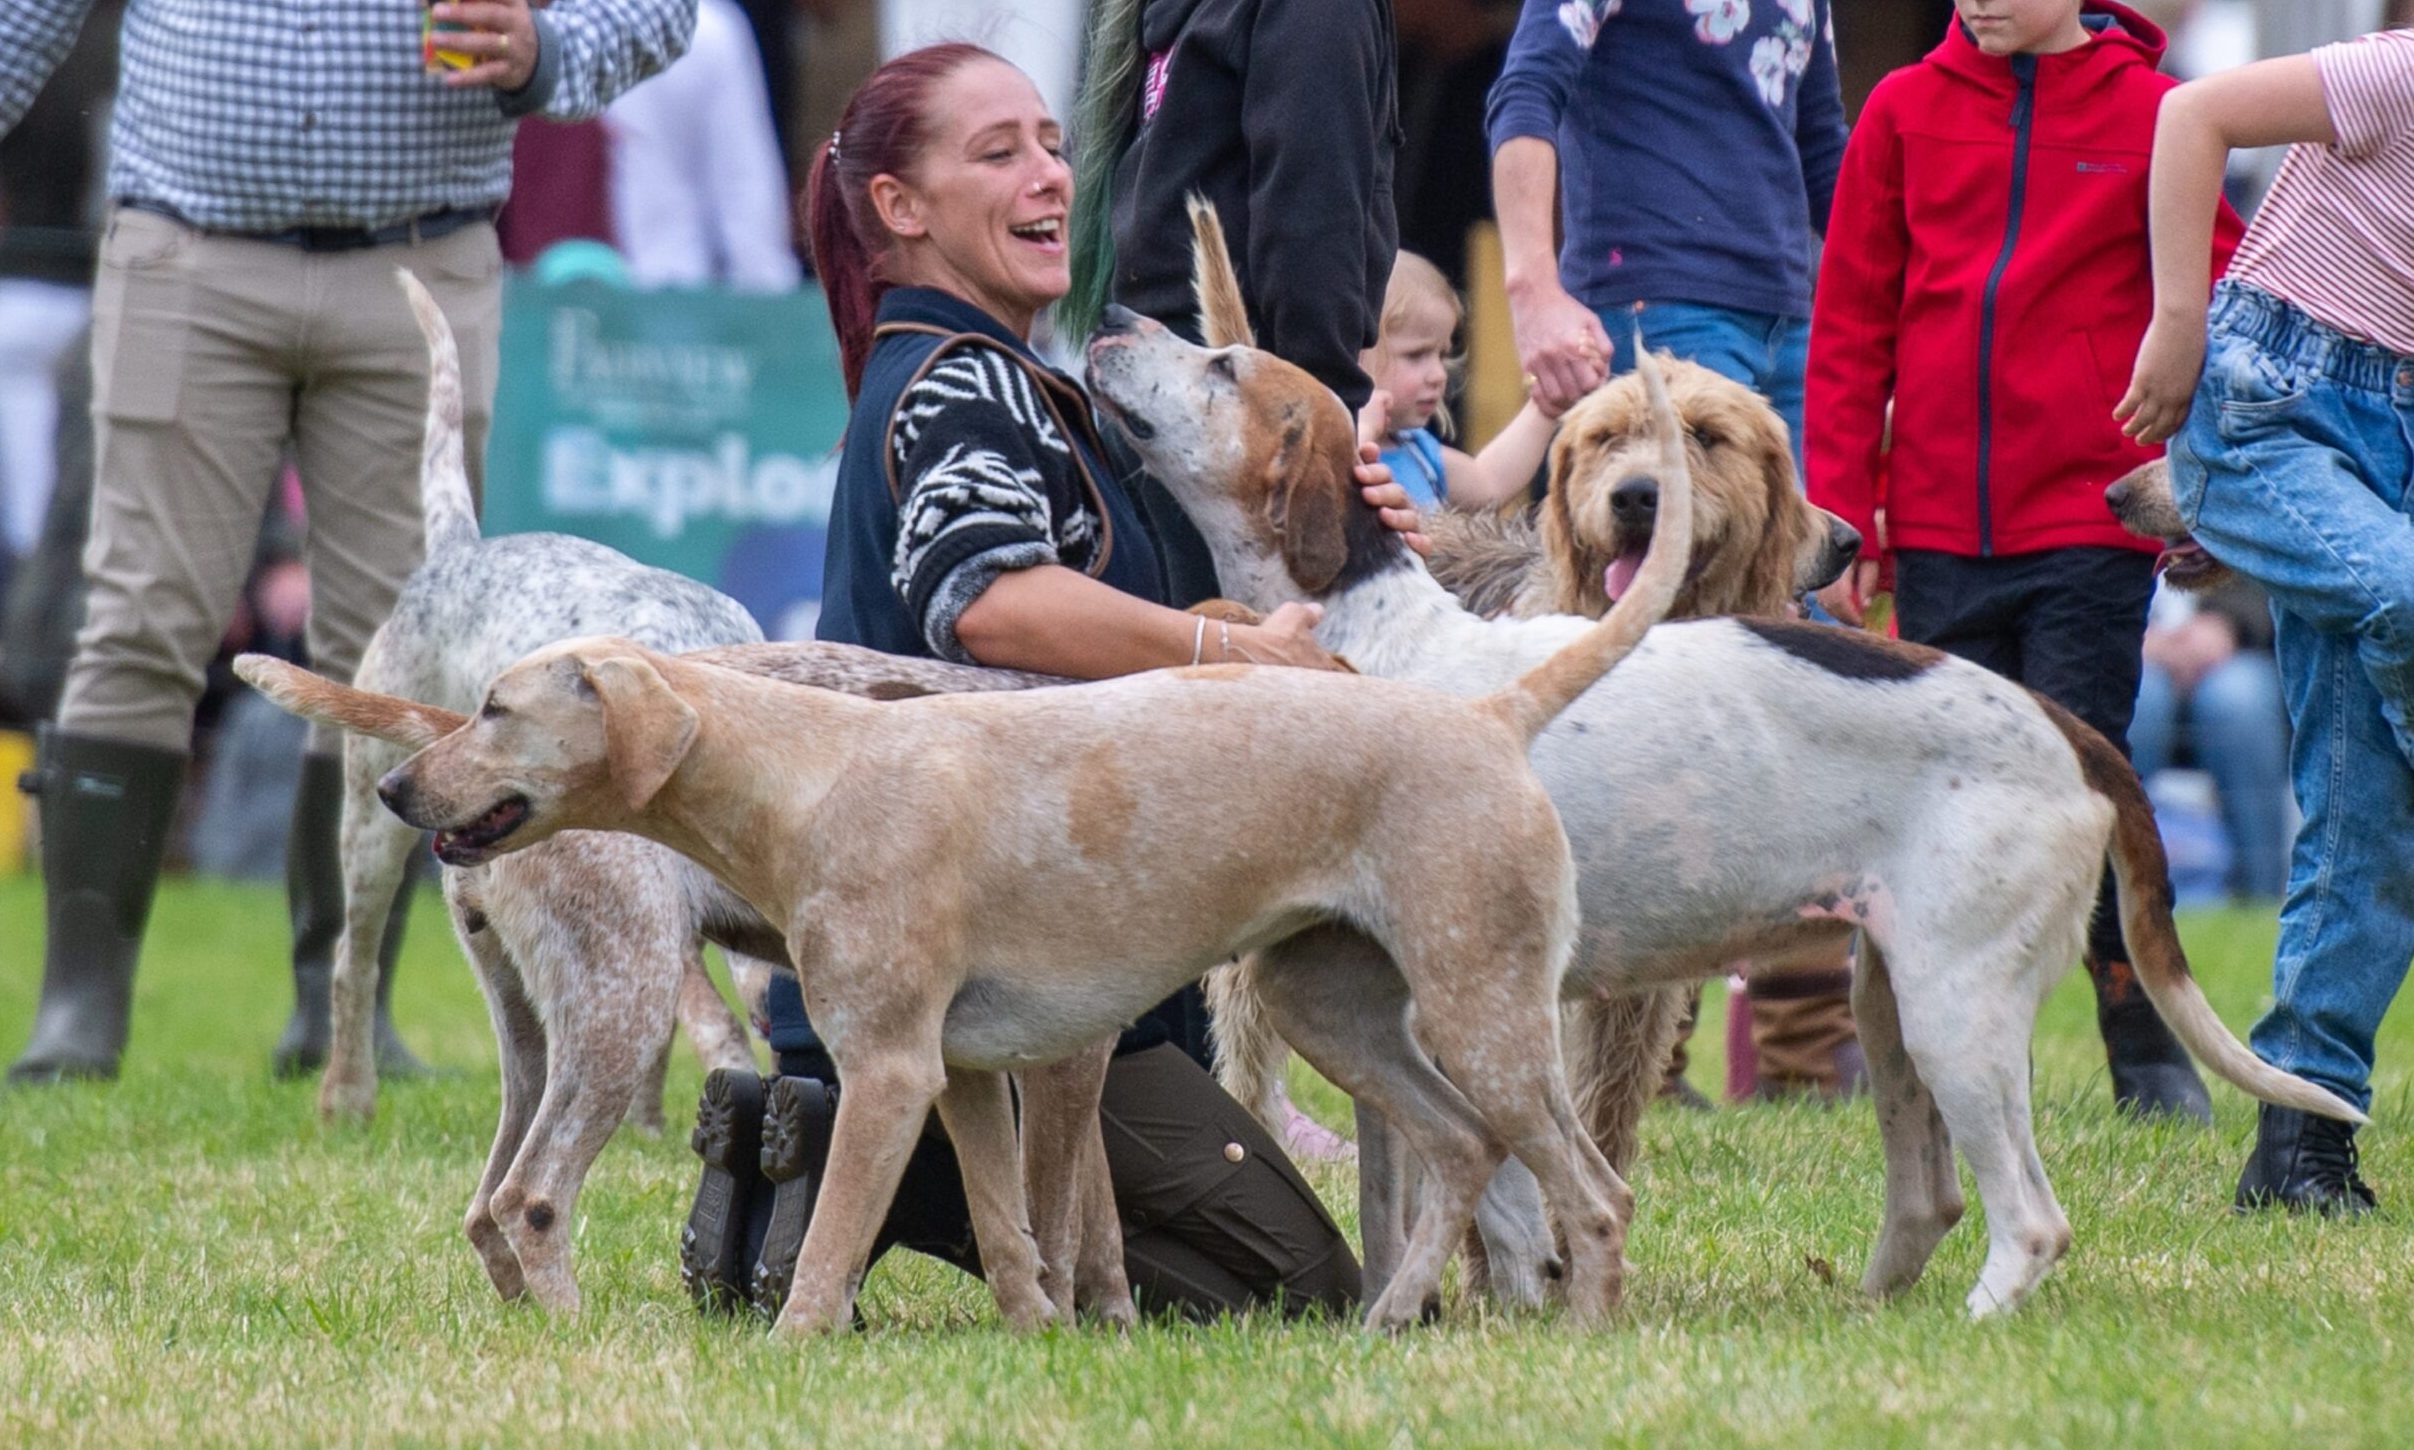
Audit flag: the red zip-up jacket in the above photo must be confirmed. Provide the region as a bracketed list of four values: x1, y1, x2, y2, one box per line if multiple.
[1806, 3, 2243, 559]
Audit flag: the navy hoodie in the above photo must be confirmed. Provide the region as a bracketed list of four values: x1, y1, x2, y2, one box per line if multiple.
[1486, 0, 1847, 319]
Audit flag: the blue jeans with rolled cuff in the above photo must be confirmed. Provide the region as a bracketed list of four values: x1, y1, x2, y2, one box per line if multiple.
[2167, 282, 2414, 1113]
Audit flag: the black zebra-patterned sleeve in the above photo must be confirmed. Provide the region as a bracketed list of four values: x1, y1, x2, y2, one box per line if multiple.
[887, 347, 1093, 663]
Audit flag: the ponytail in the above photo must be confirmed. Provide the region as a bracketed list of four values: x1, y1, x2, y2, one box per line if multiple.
[802, 42, 1002, 400]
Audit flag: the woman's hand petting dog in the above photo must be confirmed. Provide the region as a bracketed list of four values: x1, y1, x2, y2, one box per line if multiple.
[2116, 311, 2208, 445]
[1220, 601, 1338, 669]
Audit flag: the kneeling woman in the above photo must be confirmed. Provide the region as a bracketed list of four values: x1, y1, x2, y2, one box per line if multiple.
[685, 43, 1411, 1322]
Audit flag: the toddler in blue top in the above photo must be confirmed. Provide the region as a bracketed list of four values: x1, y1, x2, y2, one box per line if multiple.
[1359, 251, 1562, 512]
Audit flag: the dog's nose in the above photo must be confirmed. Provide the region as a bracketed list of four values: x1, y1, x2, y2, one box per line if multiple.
[1609, 478, 1659, 525]
[1098, 304, 1145, 336]
[376, 769, 415, 820]
[1829, 518, 1863, 557]
[2103, 478, 2132, 513]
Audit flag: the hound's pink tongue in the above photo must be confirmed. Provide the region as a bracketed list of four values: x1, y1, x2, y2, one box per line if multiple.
[1604, 547, 1647, 602]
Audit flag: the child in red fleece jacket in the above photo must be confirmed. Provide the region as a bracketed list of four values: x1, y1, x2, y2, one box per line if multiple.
[1806, 0, 2242, 1122]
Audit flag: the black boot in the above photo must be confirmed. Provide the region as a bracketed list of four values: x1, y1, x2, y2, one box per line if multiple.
[2088, 955, 2213, 1125]
[750, 1072, 839, 1319]
[681, 1067, 769, 1313]
[272, 752, 427, 1078]
[2236, 1104, 2377, 1216]
[8, 729, 186, 1083]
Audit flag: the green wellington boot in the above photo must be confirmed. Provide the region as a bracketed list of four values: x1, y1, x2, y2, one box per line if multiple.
[9, 729, 186, 1083]
[272, 752, 428, 1078]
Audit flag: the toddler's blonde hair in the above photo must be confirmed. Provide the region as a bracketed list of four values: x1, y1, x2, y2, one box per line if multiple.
[1367, 250, 1465, 435]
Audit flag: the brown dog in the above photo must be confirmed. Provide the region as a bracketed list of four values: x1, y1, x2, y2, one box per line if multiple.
[1427, 357, 1859, 621]
[2105, 457, 2235, 591]
[236, 392, 1694, 1334]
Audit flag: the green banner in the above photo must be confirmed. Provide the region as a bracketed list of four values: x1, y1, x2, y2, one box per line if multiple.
[483, 276, 851, 638]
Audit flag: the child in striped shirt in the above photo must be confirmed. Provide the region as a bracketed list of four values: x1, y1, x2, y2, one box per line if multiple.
[2119, 27, 2414, 1216]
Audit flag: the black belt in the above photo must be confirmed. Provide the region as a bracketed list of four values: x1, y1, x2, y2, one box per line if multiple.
[122, 199, 494, 253]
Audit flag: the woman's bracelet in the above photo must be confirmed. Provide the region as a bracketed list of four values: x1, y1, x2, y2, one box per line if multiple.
[1191, 613, 1208, 666]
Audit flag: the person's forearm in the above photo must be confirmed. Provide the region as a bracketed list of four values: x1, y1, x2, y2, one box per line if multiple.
[0, 0, 94, 135]
[2150, 56, 2338, 320]
[951, 565, 1201, 679]
[1493, 138, 1564, 298]
[2146, 87, 2230, 325]
[1455, 403, 1558, 510]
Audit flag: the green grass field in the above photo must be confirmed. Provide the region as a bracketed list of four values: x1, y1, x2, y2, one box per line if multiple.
[2, 873, 2407, 1447]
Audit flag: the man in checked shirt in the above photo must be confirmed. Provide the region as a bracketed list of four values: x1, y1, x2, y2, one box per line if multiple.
[1, 0, 696, 1084]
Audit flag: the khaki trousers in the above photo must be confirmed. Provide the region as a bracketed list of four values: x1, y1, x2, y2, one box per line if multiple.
[60, 205, 502, 753]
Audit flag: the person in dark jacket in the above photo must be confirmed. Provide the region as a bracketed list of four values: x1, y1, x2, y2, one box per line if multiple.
[685, 44, 1421, 1325]
[1807, 0, 2247, 1122]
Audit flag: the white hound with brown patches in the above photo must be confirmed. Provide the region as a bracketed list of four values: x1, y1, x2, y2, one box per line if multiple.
[1078, 205, 2364, 1319]
[235, 352, 1696, 1335]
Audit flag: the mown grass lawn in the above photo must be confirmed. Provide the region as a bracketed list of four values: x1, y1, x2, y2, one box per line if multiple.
[2, 872, 2408, 1447]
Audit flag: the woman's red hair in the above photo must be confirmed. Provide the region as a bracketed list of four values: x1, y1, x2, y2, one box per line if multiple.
[803, 42, 1004, 399]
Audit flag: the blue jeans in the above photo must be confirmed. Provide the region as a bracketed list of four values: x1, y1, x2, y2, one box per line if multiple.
[2167, 283, 2414, 1112]
[2131, 651, 2292, 900]
[1600, 300, 1811, 477]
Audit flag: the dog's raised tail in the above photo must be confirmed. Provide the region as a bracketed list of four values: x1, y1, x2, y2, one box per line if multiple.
[1485, 345, 1691, 743]
[397, 269, 480, 558]
[2041, 703, 2368, 1126]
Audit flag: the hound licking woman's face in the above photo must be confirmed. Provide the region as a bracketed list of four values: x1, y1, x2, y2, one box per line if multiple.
[869, 57, 1073, 340]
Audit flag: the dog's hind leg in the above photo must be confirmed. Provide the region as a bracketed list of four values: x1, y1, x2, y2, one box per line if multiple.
[1020, 1038, 1134, 1325]
[1889, 928, 2075, 1318]
[1461, 980, 1686, 1313]
[454, 887, 545, 1302]
[1413, 991, 1631, 1326]
[319, 755, 419, 1124]
[622, 940, 746, 1137]
[1353, 1102, 1411, 1303]
[934, 1066, 1059, 1331]
[1851, 938, 1963, 1299]
[1072, 1124, 1135, 1326]
[1470, 1157, 1558, 1309]
[677, 947, 760, 1078]
[627, 1027, 673, 1137]
[1252, 927, 1501, 1331]
[486, 867, 687, 1313]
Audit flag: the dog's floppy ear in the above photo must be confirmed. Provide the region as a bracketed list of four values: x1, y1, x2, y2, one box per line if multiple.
[581, 652, 699, 812]
[1187, 195, 1255, 349]
[1537, 424, 1610, 616]
[234, 654, 468, 748]
[1264, 416, 1351, 594]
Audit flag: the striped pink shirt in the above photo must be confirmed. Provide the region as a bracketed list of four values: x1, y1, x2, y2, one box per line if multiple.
[2230, 29, 2414, 356]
